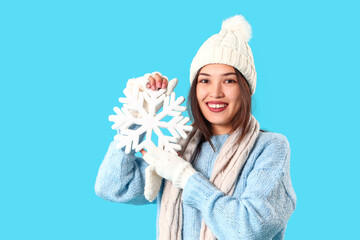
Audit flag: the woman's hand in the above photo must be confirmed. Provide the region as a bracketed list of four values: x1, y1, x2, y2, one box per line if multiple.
[126, 71, 177, 95]
[147, 72, 168, 91]
[146, 71, 178, 96]
[140, 144, 197, 189]
[125, 72, 178, 118]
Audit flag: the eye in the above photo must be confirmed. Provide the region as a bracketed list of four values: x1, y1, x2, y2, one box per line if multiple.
[198, 79, 209, 83]
[225, 79, 237, 83]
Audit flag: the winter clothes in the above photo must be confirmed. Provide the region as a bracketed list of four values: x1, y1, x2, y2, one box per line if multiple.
[157, 115, 260, 240]
[95, 130, 296, 239]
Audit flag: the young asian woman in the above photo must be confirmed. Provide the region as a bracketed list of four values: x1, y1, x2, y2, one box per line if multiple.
[95, 15, 296, 240]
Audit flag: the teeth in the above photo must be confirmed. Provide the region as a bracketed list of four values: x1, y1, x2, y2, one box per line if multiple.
[208, 103, 227, 108]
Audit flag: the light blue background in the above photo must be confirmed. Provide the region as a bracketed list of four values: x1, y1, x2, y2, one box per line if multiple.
[1, 0, 359, 239]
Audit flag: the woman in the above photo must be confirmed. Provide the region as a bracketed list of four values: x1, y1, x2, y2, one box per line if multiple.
[95, 15, 296, 240]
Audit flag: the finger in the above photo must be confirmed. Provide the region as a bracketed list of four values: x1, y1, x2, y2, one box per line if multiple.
[153, 73, 163, 90]
[166, 78, 178, 96]
[161, 76, 169, 89]
[140, 149, 147, 156]
[148, 76, 156, 90]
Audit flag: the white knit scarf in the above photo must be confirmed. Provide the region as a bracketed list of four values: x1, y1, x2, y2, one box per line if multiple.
[158, 115, 260, 240]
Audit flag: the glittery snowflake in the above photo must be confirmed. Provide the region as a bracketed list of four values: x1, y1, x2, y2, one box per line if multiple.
[109, 87, 193, 154]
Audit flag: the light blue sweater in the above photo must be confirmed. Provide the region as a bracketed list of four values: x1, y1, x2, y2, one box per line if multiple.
[95, 131, 296, 240]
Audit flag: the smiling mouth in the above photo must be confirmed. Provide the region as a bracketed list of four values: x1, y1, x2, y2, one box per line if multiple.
[206, 103, 228, 112]
[207, 103, 228, 108]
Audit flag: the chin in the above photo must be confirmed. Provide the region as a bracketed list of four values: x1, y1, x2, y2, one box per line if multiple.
[207, 118, 232, 127]
[205, 114, 231, 124]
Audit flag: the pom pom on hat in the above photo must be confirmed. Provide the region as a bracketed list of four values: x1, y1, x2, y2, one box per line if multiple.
[221, 15, 252, 42]
[190, 14, 257, 95]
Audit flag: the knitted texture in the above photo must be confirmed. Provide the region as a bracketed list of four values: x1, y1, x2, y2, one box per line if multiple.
[144, 166, 162, 202]
[189, 15, 257, 95]
[158, 115, 260, 240]
[94, 130, 297, 239]
[142, 144, 197, 189]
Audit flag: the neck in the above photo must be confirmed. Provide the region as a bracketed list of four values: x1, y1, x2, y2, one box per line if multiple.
[211, 125, 232, 135]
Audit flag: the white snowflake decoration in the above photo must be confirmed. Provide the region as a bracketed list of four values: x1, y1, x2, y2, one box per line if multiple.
[109, 86, 193, 155]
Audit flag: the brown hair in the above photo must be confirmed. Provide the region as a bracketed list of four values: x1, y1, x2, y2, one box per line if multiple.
[187, 66, 262, 151]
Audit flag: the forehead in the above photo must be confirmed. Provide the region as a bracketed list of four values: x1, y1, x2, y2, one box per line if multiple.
[199, 64, 235, 74]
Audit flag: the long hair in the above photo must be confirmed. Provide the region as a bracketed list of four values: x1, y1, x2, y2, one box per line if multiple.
[187, 66, 263, 151]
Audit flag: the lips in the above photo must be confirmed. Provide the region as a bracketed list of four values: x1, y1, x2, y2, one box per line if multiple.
[206, 101, 228, 113]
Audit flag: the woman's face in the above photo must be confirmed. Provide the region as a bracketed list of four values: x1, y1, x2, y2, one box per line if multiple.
[196, 64, 242, 135]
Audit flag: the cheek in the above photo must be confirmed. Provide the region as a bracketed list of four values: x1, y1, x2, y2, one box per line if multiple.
[196, 87, 206, 102]
[228, 89, 241, 108]
[229, 88, 241, 101]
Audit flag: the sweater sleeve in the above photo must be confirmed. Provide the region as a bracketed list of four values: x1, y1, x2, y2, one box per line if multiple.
[182, 135, 296, 239]
[94, 127, 155, 205]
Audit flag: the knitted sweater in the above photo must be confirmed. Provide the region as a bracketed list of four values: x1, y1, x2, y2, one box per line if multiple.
[95, 131, 296, 240]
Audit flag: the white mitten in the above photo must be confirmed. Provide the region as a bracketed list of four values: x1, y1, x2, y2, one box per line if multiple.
[143, 143, 197, 189]
[125, 72, 178, 118]
[144, 165, 163, 202]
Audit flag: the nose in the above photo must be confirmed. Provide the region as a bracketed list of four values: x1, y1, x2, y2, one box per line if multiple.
[209, 82, 224, 98]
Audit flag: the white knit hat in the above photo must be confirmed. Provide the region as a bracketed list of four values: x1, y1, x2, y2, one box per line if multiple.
[189, 15, 257, 95]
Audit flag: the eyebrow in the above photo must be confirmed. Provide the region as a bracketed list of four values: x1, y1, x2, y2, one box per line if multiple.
[199, 72, 236, 76]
